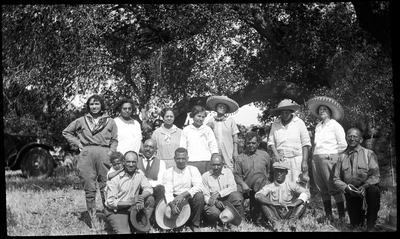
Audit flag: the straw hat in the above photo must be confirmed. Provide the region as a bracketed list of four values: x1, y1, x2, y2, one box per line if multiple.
[206, 96, 239, 114]
[219, 201, 242, 226]
[269, 99, 300, 116]
[130, 208, 151, 232]
[307, 96, 344, 121]
[155, 198, 191, 230]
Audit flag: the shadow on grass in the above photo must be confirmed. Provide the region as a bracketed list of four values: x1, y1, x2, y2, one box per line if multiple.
[73, 210, 114, 234]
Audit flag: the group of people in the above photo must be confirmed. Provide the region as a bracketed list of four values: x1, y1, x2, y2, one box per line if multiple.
[62, 94, 381, 233]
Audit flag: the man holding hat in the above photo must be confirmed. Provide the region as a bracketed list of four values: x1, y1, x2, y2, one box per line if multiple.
[234, 131, 273, 224]
[104, 151, 155, 234]
[255, 161, 310, 228]
[206, 95, 240, 171]
[333, 128, 381, 232]
[266, 99, 311, 185]
[161, 147, 205, 232]
[202, 153, 245, 229]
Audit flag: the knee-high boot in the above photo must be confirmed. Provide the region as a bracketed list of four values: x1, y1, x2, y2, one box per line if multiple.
[323, 200, 333, 220]
[336, 201, 346, 220]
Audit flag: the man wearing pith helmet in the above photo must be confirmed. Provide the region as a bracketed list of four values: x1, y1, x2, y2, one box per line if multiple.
[265, 99, 311, 185]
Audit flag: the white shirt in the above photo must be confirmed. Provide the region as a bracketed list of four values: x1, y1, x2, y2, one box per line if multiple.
[162, 165, 203, 203]
[114, 117, 142, 155]
[313, 119, 347, 155]
[141, 155, 167, 188]
[180, 124, 219, 162]
[266, 115, 311, 158]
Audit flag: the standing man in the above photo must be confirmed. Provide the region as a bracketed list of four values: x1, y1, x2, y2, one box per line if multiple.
[255, 162, 310, 229]
[162, 147, 205, 232]
[137, 139, 166, 215]
[202, 153, 245, 229]
[104, 151, 155, 234]
[266, 99, 311, 184]
[333, 128, 381, 232]
[234, 131, 273, 224]
[62, 95, 118, 222]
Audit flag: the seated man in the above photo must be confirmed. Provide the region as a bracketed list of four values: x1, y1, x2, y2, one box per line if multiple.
[162, 147, 205, 232]
[333, 127, 381, 232]
[255, 162, 310, 228]
[138, 139, 166, 218]
[202, 153, 245, 229]
[104, 151, 155, 234]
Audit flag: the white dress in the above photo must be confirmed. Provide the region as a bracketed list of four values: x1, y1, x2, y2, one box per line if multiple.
[114, 117, 142, 155]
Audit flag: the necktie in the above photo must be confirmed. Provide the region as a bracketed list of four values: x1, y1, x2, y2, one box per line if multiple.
[146, 159, 151, 172]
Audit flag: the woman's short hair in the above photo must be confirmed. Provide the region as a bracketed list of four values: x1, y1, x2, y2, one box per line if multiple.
[115, 98, 136, 114]
[86, 95, 106, 112]
[160, 107, 176, 118]
[189, 105, 207, 118]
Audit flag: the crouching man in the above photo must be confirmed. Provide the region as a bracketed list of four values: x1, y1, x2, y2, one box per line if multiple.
[255, 162, 310, 228]
[104, 151, 155, 234]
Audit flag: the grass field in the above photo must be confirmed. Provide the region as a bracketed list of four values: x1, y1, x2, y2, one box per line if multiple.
[5, 166, 397, 235]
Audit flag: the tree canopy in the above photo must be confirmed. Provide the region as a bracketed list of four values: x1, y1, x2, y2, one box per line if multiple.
[2, 3, 393, 147]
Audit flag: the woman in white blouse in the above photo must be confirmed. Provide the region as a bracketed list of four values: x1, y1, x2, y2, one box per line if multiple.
[114, 98, 142, 155]
[180, 105, 219, 175]
[307, 96, 347, 222]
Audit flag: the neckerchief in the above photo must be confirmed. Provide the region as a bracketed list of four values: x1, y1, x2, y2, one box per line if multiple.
[85, 113, 109, 135]
[214, 115, 227, 122]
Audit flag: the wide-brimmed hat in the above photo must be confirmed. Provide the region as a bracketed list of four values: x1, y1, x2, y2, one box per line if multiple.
[219, 201, 242, 226]
[130, 208, 151, 232]
[307, 96, 344, 121]
[155, 198, 191, 230]
[377, 209, 397, 232]
[273, 162, 290, 171]
[206, 96, 239, 114]
[269, 99, 300, 116]
[245, 172, 267, 192]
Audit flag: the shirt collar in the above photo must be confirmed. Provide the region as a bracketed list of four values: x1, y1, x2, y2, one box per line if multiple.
[346, 145, 362, 155]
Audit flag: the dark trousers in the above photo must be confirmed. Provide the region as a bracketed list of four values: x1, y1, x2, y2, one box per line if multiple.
[237, 184, 263, 222]
[185, 192, 205, 227]
[104, 196, 155, 234]
[204, 191, 245, 225]
[344, 185, 380, 228]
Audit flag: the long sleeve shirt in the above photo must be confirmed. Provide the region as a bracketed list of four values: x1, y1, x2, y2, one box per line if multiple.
[62, 113, 118, 152]
[139, 154, 167, 188]
[105, 170, 153, 211]
[151, 124, 182, 160]
[333, 145, 380, 192]
[255, 180, 310, 205]
[162, 165, 203, 204]
[234, 149, 272, 185]
[202, 167, 237, 204]
[180, 124, 219, 162]
[266, 115, 311, 158]
[313, 119, 347, 155]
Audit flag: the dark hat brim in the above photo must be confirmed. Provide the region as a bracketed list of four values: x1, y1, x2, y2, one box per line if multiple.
[221, 201, 242, 226]
[130, 208, 151, 232]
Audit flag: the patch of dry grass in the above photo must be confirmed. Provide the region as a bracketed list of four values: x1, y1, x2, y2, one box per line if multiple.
[5, 166, 397, 235]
